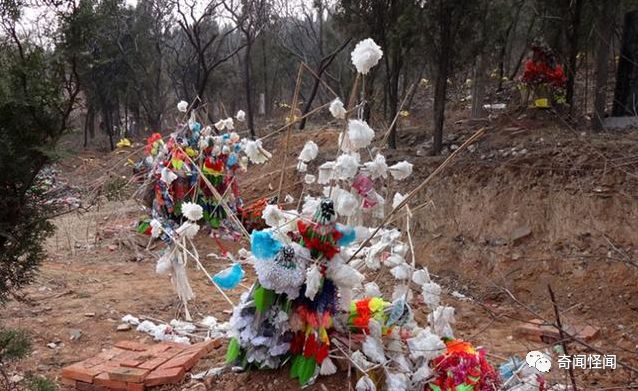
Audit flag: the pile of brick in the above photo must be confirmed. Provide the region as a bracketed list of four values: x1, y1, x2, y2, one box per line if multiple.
[61, 339, 221, 390]
[514, 319, 599, 343]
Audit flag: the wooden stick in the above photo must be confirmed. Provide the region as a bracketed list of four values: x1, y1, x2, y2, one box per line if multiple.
[548, 284, 578, 391]
[349, 127, 487, 261]
[277, 64, 305, 202]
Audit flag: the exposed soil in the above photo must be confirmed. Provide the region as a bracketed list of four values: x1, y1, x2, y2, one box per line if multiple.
[2, 110, 638, 390]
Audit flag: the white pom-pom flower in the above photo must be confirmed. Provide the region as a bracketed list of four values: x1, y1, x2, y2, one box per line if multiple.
[351, 38, 383, 75]
[223, 118, 234, 130]
[389, 161, 413, 180]
[362, 153, 387, 179]
[329, 98, 347, 119]
[298, 140, 319, 162]
[181, 202, 203, 221]
[347, 119, 375, 150]
[362, 334, 386, 364]
[333, 188, 359, 217]
[335, 153, 360, 179]
[177, 100, 188, 113]
[304, 264, 321, 300]
[235, 110, 246, 122]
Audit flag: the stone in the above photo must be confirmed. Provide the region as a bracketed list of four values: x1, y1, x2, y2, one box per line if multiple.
[117, 324, 132, 332]
[70, 329, 83, 341]
[510, 225, 532, 243]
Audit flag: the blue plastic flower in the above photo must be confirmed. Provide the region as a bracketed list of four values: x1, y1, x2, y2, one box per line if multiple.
[336, 224, 356, 247]
[251, 230, 282, 260]
[212, 263, 244, 290]
[227, 153, 238, 167]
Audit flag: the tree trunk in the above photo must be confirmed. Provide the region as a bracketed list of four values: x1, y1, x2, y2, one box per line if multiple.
[298, 66, 325, 130]
[593, 0, 617, 130]
[612, 11, 638, 116]
[432, 3, 452, 156]
[243, 39, 256, 138]
[261, 34, 269, 117]
[471, 53, 486, 119]
[565, 0, 583, 110]
[387, 49, 400, 149]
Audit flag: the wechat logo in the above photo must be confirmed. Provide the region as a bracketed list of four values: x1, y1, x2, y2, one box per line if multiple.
[526, 351, 552, 373]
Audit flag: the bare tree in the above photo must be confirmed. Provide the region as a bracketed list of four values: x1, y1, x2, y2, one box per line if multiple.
[172, 0, 245, 104]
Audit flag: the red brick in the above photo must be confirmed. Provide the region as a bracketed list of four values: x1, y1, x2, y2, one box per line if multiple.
[126, 382, 145, 391]
[144, 344, 171, 355]
[158, 350, 200, 371]
[191, 338, 222, 354]
[94, 373, 127, 390]
[62, 363, 102, 383]
[137, 355, 171, 371]
[114, 341, 149, 352]
[60, 377, 77, 387]
[76, 381, 108, 391]
[144, 367, 185, 387]
[107, 367, 149, 383]
[158, 341, 188, 351]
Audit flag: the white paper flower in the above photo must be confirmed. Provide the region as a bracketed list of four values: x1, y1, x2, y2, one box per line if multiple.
[298, 140, 319, 162]
[155, 251, 172, 274]
[236, 110, 246, 122]
[428, 306, 456, 338]
[329, 98, 346, 119]
[362, 334, 386, 364]
[320, 357, 337, 375]
[412, 269, 430, 285]
[407, 329, 445, 361]
[181, 202, 203, 221]
[176, 221, 199, 239]
[355, 375, 376, 391]
[224, 118, 234, 130]
[262, 204, 285, 228]
[392, 192, 406, 209]
[347, 119, 375, 150]
[389, 161, 413, 180]
[305, 264, 321, 300]
[422, 281, 442, 308]
[364, 282, 382, 297]
[160, 167, 178, 185]
[304, 174, 316, 184]
[390, 263, 411, 280]
[386, 372, 408, 391]
[214, 120, 226, 131]
[362, 153, 388, 179]
[335, 153, 360, 179]
[327, 261, 364, 289]
[296, 161, 307, 172]
[333, 188, 358, 217]
[177, 100, 188, 113]
[351, 38, 383, 75]
[244, 140, 271, 164]
[150, 219, 162, 238]
[317, 161, 335, 184]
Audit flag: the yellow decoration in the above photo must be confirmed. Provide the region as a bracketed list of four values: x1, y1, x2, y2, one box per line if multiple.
[399, 110, 410, 117]
[116, 138, 131, 148]
[185, 147, 198, 157]
[534, 98, 549, 108]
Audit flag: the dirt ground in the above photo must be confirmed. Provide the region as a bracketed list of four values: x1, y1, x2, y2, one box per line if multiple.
[2, 110, 638, 390]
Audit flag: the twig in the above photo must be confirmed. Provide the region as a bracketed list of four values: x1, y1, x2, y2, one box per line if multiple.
[548, 284, 578, 391]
